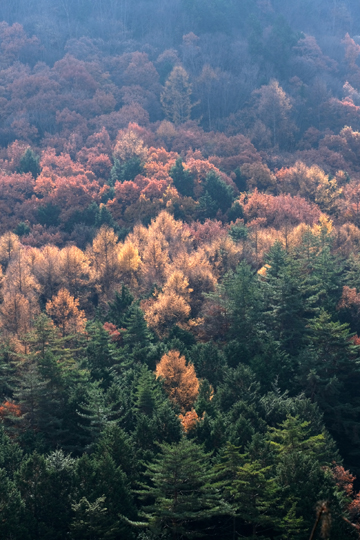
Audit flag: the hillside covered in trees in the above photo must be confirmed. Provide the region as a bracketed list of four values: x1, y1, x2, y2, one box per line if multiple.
[2, 1, 360, 539]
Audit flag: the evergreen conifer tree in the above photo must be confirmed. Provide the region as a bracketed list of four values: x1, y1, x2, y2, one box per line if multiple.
[169, 158, 195, 197]
[17, 147, 41, 178]
[136, 438, 227, 539]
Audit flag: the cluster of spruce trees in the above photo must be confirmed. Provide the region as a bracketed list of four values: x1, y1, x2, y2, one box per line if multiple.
[1, 224, 360, 539]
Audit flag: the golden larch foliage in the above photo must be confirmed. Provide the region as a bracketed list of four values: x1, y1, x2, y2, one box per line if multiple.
[312, 215, 333, 236]
[179, 408, 200, 433]
[161, 66, 193, 125]
[204, 235, 242, 276]
[118, 242, 141, 273]
[333, 223, 360, 257]
[87, 226, 121, 298]
[143, 291, 191, 338]
[163, 270, 192, 300]
[46, 288, 87, 337]
[113, 129, 148, 163]
[155, 350, 199, 412]
[59, 245, 91, 298]
[172, 249, 216, 314]
[257, 264, 271, 277]
[31, 244, 61, 300]
[0, 231, 20, 269]
[3, 248, 40, 300]
[0, 292, 34, 336]
[149, 210, 189, 247]
[277, 161, 341, 213]
[141, 235, 170, 288]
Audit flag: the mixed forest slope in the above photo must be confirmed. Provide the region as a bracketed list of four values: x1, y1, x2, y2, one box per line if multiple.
[2, 1, 360, 539]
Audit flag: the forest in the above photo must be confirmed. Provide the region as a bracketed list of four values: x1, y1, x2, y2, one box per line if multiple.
[2, 1, 360, 539]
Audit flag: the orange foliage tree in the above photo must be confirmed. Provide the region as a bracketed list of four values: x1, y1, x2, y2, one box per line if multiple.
[46, 288, 87, 337]
[155, 350, 199, 412]
[179, 408, 200, 433]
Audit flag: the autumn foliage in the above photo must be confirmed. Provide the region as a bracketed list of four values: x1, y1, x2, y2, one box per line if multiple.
[155, 350, 199, 412]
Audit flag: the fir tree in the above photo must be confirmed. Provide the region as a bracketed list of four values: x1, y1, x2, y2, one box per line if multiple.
[107, 285, 134, 328]
[17, 147, 41, 178]
[169, 158, 195, 197]
[136, 438, 227, 539]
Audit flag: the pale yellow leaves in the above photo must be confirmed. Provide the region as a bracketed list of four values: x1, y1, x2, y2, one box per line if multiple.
[87, 225, 121, 298]
[59, 245, 91, 298]
[113, 129, 148, 163]
[118, 242, 141, 274]
[0, 231, 20, 269]
[143, 290, 191, 338]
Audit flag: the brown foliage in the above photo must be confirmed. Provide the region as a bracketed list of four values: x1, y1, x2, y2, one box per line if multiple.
[240, 189, 321, 229]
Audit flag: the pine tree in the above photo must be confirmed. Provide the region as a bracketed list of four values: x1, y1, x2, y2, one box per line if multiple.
[0, 335, 17, 402]
[74, 452, 136, 539]
[94, 424, 137, 480]
[189, 342, 226, 388]
[86, 321, 123, 385]
[0, 468, 25, 539]
[223, 262, 263, 364]
[230, 459, 281, 537]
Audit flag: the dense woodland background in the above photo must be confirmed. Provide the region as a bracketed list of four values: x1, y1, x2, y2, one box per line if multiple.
[2, 1, 360, 539]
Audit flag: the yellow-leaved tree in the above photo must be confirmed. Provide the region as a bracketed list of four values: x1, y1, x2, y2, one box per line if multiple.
[0, 231, 20, 269]
[87, 225, 121, 300]
[117, 242, 141, 287]
[113, 128, 148, 163]
[31, 245, 61, 301]
[161, 66, 193, 125]
[59, 245, 91, 302]
[0, 247, 40, 337]
[143, 291, 191, 338]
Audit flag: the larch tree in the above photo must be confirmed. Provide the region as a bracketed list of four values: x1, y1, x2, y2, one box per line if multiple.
[140, 235, 170, 289]
[117, 242, 142, 287]
[113, 129, 148, 164]
[143, 291, 191, 338]
[46, 288, 87, 337]
[0, 231, 20, 270]
[0, 248, 40, 338]
[87, 226, 121, 300]
[155, 350, 199, 412]
[31, 245, 61, 302]
[59, 245, 91, 301]
[161, 66, 193, 125]
[254, 79, 294, 148]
